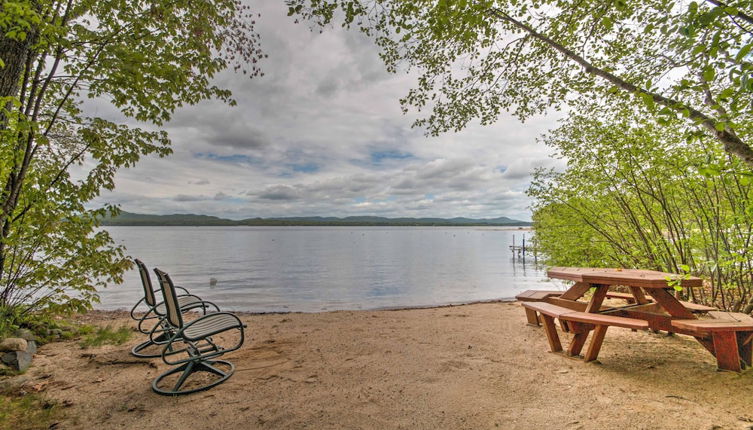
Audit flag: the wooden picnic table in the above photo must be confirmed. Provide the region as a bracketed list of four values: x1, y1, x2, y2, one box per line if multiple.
[547, 266, 703, 320]
[519, 267, 753, 372]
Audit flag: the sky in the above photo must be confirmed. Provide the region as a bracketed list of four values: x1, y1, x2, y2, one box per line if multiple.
[87, 0, 565, 222]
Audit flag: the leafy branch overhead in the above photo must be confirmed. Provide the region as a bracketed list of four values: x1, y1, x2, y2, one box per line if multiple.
[0, 0, 265, 318]
[288, 0, 753, 166]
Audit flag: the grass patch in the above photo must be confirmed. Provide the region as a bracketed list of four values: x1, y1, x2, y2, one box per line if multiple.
[0, 392, 61, 430]
[78, 325, 132, 348]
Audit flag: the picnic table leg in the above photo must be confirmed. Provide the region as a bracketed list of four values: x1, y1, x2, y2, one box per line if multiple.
[585, 285, 609, 313]
[541, 315, 563, 353]
[628, 287, 650, 305]
[560, 282, 592, 301]
[525, 308, 540, 326]
[584, 325, 608, 362]
[712, 331, 742, 372]
[737, 332, 752, 368]
[567, 323, 590, 357]
[645, 288, 696, 319]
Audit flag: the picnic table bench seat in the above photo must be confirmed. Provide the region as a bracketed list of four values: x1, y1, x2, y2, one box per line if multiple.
[671, 312, 753, 333]
[522, 302, 649, 362]
[670, 312, 753, 371]
[561, 312, 649, 330]
[515, 290, 563, 302]
[516, 290, 565, 325]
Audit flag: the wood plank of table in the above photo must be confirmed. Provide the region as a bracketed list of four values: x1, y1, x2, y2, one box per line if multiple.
[614, 308, 675, 332]
[585, 286, 609, 313]
[547, 266, 703, 289]
[581, 271, 702, 289]
[560, 282, 592, 301]
[544, 297, 590, 312]
[628, 287, 650, 305]
[645, 288, 696, 319]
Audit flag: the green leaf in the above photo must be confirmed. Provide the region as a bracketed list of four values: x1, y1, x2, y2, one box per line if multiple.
[698, 165, 721, 177]
[702, 66, 715, 82]
[601, 17, 613, 31]
[736, 44, 752, 63]
[639, 93, 655, 110]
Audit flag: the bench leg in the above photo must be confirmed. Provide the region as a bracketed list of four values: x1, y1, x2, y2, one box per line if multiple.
[712, 331, 741, 372]
[695, 336, 715, 355]
[737, 332, 752, 369]
[584, 325, 608, 362]
[568, 333, 589, 357]
[541, 315, 562, 353]
[567, 323, 590, 357]
[525, 308, 540, 326]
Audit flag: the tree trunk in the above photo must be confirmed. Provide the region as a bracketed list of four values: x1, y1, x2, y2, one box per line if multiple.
[0, 35, 33, 128]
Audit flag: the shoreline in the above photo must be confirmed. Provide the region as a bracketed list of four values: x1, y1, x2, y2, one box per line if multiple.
[102, 225, 534, 229]
[90, 296, 526, 316]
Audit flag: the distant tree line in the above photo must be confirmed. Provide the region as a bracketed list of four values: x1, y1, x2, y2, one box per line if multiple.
[101, 212, 532, 227]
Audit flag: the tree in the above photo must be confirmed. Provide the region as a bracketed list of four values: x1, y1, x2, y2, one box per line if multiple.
[287, 0, 753, 167]
[529, 99, 753, 312]
[0, 0, 264, 323]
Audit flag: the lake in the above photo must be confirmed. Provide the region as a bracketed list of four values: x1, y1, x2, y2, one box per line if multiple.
[97, 226, 562, 313]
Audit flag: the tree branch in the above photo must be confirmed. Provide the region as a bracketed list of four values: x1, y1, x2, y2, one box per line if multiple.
[487, 8, 753, 167]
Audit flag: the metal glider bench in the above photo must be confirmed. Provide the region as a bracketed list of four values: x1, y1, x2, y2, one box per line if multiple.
[152, 268, 246, 395]
[129, 259, 219, 358]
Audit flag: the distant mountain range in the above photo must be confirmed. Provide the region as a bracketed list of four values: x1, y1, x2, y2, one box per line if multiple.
[101, 211, 532, 227]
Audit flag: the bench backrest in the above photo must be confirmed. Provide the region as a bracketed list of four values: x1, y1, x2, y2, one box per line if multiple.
[153, 268, 184, 328]
[134, 259, 157, 307]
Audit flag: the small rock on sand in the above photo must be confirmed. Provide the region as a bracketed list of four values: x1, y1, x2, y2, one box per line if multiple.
[1, 350, 33, 372]
[0, 337, 28, 352]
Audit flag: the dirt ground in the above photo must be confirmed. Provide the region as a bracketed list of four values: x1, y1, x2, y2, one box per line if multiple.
[9, 301, 753, 429]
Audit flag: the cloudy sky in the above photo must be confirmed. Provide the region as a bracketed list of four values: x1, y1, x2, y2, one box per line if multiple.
[89, 0, 564, 221]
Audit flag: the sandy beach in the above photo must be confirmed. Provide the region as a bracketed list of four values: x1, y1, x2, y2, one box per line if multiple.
[8, 301, 753, 429]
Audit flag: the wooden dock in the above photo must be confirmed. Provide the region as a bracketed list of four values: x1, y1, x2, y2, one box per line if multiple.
[510, 234, 538, 264]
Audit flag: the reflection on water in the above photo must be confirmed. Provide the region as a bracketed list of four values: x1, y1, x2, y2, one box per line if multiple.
[97, 226, 565, 313]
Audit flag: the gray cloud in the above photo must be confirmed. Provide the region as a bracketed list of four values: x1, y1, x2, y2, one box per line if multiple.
[256, 185, 302, 201]
[85, 0, 562, 222]
[173, 194, 212, 202]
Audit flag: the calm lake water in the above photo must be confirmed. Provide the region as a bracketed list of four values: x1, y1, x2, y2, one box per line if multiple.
[97, 226, 562, 313]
